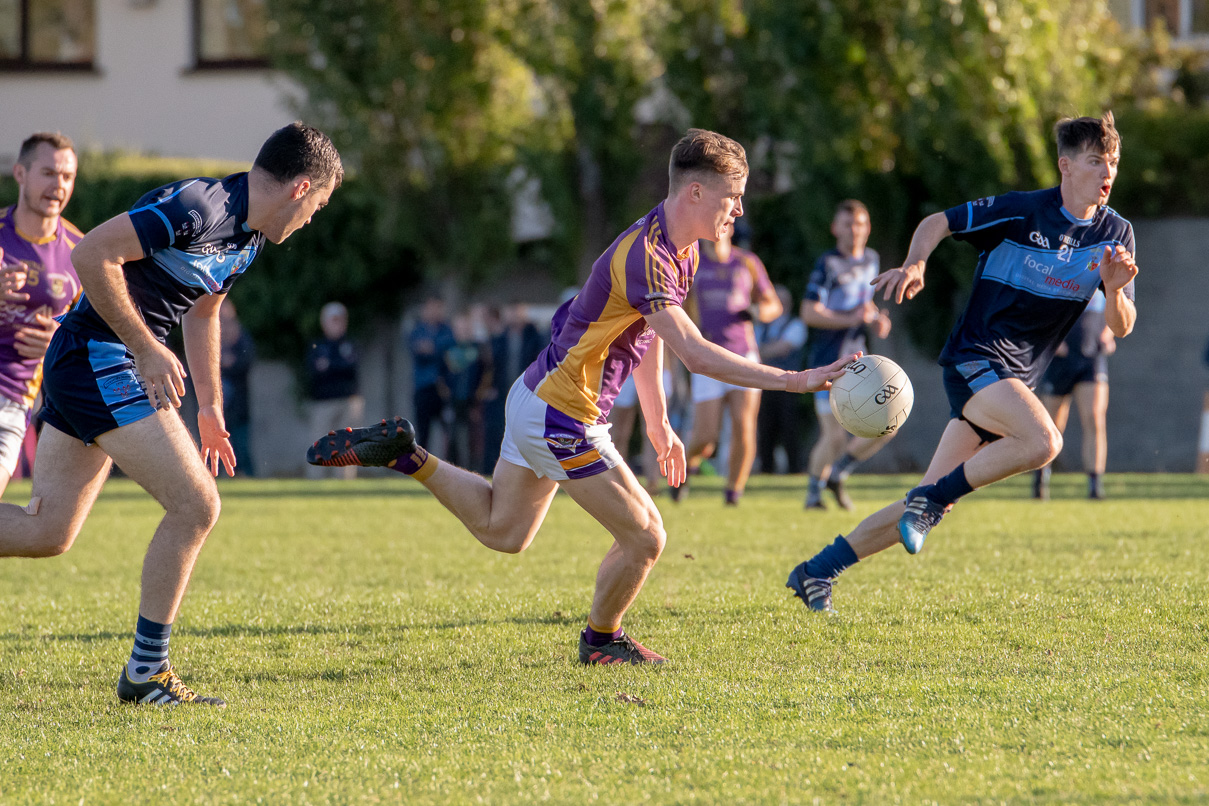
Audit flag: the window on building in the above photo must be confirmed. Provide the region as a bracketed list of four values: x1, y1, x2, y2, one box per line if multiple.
[194, 0, 271, 69]
[0, 0, 96, 70]
[1141, 0, 1209, 37]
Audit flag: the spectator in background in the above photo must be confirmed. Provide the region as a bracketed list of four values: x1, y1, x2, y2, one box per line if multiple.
[304, 301, 362, 479]
[408, 296, 454, 450]
[755, 284, 807, 474]
[482, 302, 543, 474]
[219, 299, 255, 476]
[442, 310, 488, 469]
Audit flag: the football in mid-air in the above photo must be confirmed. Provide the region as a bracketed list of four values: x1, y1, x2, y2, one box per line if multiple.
[829, 355, 914, 438]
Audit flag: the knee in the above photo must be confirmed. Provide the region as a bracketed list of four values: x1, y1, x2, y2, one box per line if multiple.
[21, 516, 77, 558]
[630, 508, 666, 565]
[492, 527, 531, 555]
[176, 488, 222, 535]
[1029, 425, 1063, 468]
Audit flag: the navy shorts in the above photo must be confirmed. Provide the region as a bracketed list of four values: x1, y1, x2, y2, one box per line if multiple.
[1038, 354, 1107, 398]
[40, 325, 157, 445]
[941, 359, 1017, 444]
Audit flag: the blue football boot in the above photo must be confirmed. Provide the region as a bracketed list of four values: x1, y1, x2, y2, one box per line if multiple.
[786, 562, 836, 614]
[898, 485, 949, 554]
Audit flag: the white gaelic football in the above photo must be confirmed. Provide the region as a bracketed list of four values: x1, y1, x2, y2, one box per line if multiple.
[828, 355, 914, 438]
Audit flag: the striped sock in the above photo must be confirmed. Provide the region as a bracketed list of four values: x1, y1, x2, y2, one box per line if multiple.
[584, 624, 623, 647]
[126, 614, 171, 683]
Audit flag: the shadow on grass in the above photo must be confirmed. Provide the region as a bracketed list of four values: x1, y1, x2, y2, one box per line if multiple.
[749, 474, 1209, 500]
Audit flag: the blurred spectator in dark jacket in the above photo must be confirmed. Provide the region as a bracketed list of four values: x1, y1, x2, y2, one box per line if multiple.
[408, 296, 455, 450]
[304, 302, 363, 479]
[442, 310, 488, 470]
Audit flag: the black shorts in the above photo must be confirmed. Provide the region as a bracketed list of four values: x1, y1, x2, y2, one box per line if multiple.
[40, 325, 157, 445]
[941, 359, 1015, 444]
[1038, 354, 1107, 398]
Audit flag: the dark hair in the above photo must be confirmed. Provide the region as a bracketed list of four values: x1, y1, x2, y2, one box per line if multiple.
[18, 132, 75, 167]
[669, 128, 748, 191]
[252, 122, 344, 190]
[835, 199, 869, 219]
[1055, 112, 1120, 158]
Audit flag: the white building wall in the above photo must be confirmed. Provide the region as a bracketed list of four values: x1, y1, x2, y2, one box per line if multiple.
[0, 0, 301, 165]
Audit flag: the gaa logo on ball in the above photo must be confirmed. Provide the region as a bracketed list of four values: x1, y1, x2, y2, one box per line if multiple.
[829, 355, 914, 438]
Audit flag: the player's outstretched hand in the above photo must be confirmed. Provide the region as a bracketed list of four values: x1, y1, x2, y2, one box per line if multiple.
[1099, 244, 1138, 293]
[647, 420, 687, 489]
[786, 352, 862, 394]
[0, 250, 31, 303]
[14, 313, 59, 359]
[134, 340, 188, 410]
[197, 405, 236, 477]
[872, 261, 926, 304]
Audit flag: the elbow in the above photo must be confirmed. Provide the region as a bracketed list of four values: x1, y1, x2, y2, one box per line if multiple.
[678, 349, 707, 376]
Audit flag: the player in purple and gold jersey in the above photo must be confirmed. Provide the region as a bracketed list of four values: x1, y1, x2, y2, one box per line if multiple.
[309, 129, 857, 665]
[0, 132, 83, 496]
[680, 226, 781, 505]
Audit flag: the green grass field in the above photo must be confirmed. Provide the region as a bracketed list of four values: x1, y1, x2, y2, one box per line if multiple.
[1, 473, 1206, 805]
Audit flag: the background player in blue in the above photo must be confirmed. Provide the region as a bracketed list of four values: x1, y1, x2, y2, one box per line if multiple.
[0, 122, 342, 705]
[802, 200, 894, 510]
[787, 112, 1138, 613]
[1033, 289, 1114, 500]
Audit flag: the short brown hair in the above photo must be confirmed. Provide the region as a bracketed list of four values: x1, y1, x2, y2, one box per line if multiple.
[253, 122, 344, 190]
[1055, 112, 1120, 158]
[669, 128, 748, 191]
[18, 132, 75, 167]
[835, 199, 869, 219]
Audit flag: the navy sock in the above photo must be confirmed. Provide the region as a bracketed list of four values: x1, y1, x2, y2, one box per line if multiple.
[807, 476, 824, 496]
[830, 453, 858, 481]
[928, 464, 974, 506]
[804, 535, 859, 580]
[127, 615, 171, 683]
[584, 625, 623, 647]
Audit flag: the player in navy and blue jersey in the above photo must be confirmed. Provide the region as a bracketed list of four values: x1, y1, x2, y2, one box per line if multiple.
[0, 123, 342, 705]
[788, 112, 1139, 613]
[802, 200, 894, 511]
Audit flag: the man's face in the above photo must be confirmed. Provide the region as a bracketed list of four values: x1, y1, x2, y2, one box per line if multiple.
[1062, 147, 1119, 207]
[14, 144, 77, 221]
[832, 209, 870, 255]
[697, 173, 746, 243]
[268, 178, 333, 244]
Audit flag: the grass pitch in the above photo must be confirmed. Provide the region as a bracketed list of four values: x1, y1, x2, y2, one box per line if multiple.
[1, 473, 1206, 805]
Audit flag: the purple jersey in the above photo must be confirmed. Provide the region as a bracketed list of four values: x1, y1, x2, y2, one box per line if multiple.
[524, 202, 698, 424]
[688, 245, 773, 356]
[0, 206, 83, 405]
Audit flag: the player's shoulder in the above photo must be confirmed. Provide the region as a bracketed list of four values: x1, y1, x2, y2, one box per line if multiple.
[1098, 204, 1133, 233]
[61, 217, 85, 240]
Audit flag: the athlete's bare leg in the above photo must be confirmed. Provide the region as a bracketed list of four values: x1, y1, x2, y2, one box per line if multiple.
[0, 424, 112, 557]
[845, 378, 1062, 558]
[96, 410, 223, 624]
[724, 388, 760, 494]
[685, 396, 723, 469]
[807, 409, 848, 479]
[847, 433, 896, 462]
[1040, 393, 1072, 435]
[1074, 381, 1108, 474]
[559, 462, 664, 631]
[415, 458, 559, 554]
[844, 419, 984, 558]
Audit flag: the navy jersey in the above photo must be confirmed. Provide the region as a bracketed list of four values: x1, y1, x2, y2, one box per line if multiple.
[804, 248, 879, 367]
[68, 173, 264, 342]
[941, 187, 1135, 387]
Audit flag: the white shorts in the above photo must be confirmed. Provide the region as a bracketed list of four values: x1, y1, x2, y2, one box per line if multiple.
[499, 378, 623, 481]
[690, 351, 760, 403]
[0, 397, 32, 476]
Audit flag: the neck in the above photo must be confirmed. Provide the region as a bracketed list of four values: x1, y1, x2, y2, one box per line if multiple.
[661, 195, 701, 255]
[13, 200, 58, 242]
[245, 169, 275, 233]
[840, 245, 864, 259]
[1059, 181, 1097, 221]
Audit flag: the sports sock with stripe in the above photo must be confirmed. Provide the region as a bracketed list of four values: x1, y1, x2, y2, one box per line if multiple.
[126, 614, 171, 683]
[387, 446, 436, 480]
[830, 452, 858, 481]
[584, 624, 623, 647]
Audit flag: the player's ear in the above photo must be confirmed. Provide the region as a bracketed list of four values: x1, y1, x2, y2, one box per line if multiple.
[291, 177, 312, 200]
[1057, 154, 1071, 177]
[12, 162, 24, 184]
